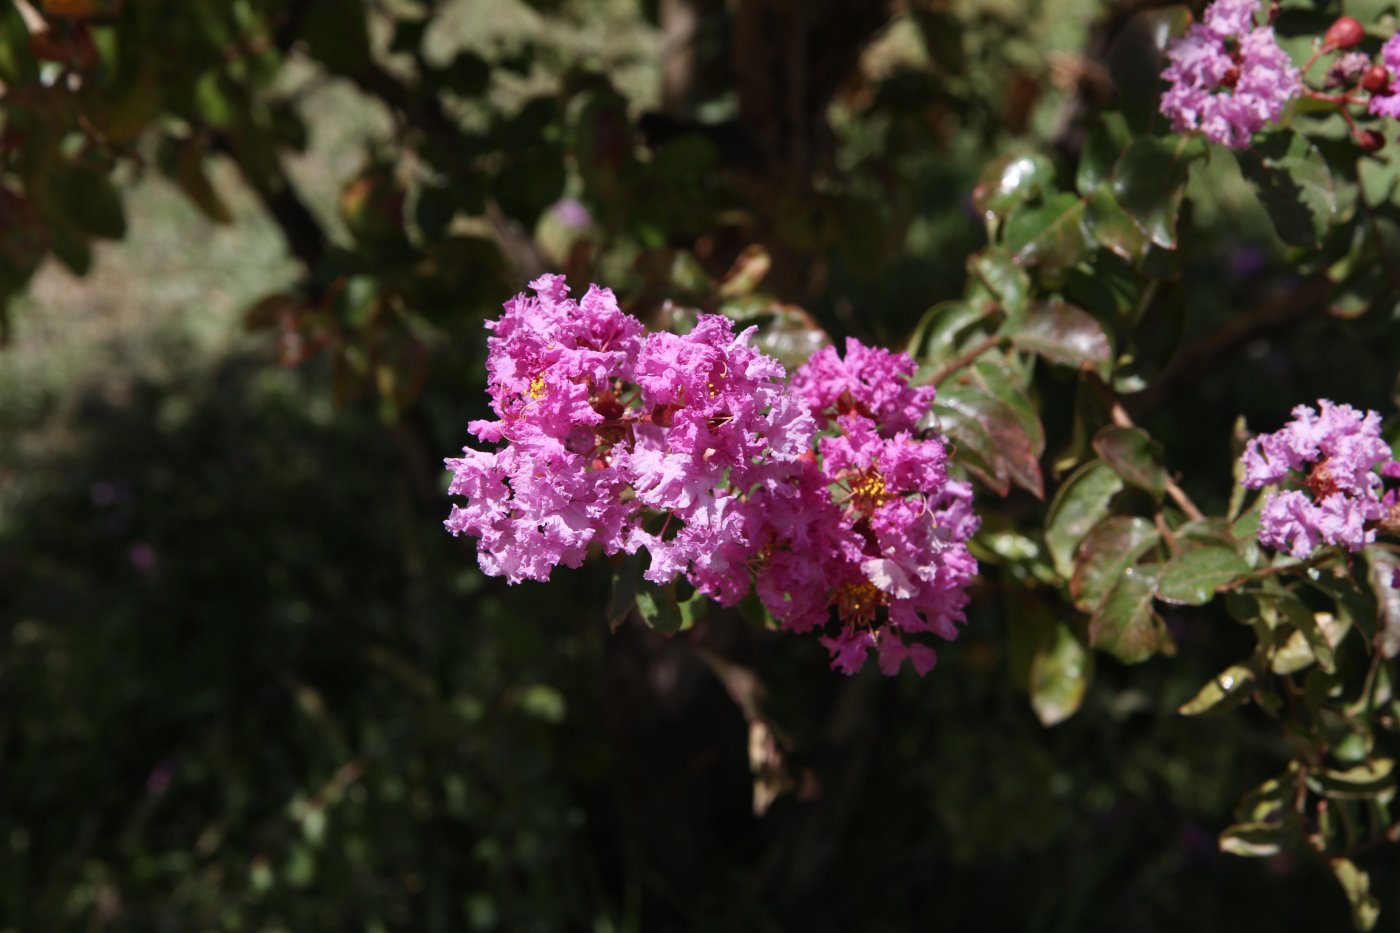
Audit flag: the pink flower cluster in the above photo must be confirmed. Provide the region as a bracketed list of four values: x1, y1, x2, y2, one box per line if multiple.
[1159, 0, 1301, 149]
[445, 275, 979, 676]
[1241, 400, 1397, 559]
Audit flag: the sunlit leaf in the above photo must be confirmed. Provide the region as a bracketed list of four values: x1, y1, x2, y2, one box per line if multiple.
[1092, 426, 1166, 498]
[1330, 858, 1381, 932]
[1045, 460, 1123, 578]
[1090, 563, 1169, 664]
[1006, 300, 1112, 370]
[1179, 661, 1257, 715]
[1071, 516, 1160, 610]
[1004, 193, 1092, 275]
[1156, 545, 1249, 606]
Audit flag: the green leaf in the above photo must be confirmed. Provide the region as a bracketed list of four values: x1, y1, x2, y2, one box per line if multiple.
[1219, 822, 1288, 857]
[1092, 426, 1166, 498]
[1071, 516, 1160, 610]
[1259, 591, 1336, 673]
[1330, 858, 1381, 932]
[1008, 594, 1092, 726]
[1003, 193, 1092, 275]
[969, 249, 1031, 319]
[972, 361, 1045, 459]
[1006, 300, 1112, 370]
[1307, 760, 1396, 800]
[971, 152, 1056, 221]
[1091, 563, 1169, 664]
[934, 396, 1009, 496]
[1179, 662, 1257, 715]
[606, 554, 641, 632]
[1030, 618, 1092, 727]
[938, 386, 1043, 499]
[907, 300, 991, 363]
[1156, 545, 1249, 606]
[1111, 135, 1203, 249]
[1084, 186, 1149, 261]
[1076, 113, 1130, 195]
[1045, 461, 1123, 578]
[635, 581, 682, 636]
[1235, 130, 1338, 248]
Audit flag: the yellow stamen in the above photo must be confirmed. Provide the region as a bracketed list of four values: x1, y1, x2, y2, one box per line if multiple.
[528, 375, 547, 399]
[835, 579, 882, 628]
[848, 469, 890, 512]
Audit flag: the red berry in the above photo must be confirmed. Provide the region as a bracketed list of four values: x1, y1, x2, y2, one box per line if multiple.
[1356, 128, 1385, 152]
[1362, 65, 1392, 95]
[1324, 16, 1365, 50]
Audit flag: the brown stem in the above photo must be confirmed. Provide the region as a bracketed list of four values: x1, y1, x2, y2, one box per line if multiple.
[923, 333, 1003, 386]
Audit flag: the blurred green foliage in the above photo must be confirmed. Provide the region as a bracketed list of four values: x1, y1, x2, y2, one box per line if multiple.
[3, 0, 1400, 930]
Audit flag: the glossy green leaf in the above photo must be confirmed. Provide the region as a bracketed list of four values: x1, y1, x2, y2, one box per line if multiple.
[972, 152, 1056, 220]
[938, 386, 1042, 499]
[1156, 545, 1249, 606]
[1006, 300, 1112, 369]
[1111, 135, 1203, 249]
[934, 396, 1010, 496]
[1084, 186, 1149, 261]
[972, 361, 1045, 458]
[1045, 461, 1123, 578]
[1071, 516, 1160, 610]
[1179, 662, 1257, 715]
[1092, 426, 1166, 498]
[1235, 130, 1337, 249]
[1090, 564, 1169, 664]
[1003, 193, 1091, 275]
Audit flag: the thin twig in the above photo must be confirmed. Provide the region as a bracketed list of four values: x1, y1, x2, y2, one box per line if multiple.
[923, 333, 1003, 386]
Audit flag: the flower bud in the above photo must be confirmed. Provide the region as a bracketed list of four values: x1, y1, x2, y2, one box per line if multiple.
[1324, 16, 1365, 50]
[1363, 65, 1392, 95]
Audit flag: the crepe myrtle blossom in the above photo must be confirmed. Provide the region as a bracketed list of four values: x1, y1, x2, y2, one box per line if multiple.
[1159, 0, 1301, 149]
[445, 276, 980, 675]
[1240, 400, 1397, 560]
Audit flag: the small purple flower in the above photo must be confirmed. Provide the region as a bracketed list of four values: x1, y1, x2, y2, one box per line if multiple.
[1159, 0, 1301, 149]
[1242, 400, 1396, 559]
